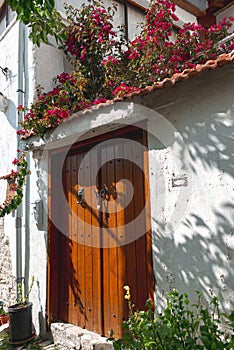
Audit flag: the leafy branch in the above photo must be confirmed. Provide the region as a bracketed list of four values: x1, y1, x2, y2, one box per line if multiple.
[5, 0, 66, 45]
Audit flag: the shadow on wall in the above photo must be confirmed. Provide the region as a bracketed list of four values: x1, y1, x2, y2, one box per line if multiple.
[153, 202, 234, 311]
[6, 99, 17, 130]
[179, 104, 234, 178]
[153, 103, 234, 312]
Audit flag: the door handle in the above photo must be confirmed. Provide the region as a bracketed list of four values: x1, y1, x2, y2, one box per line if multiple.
[77, 188, 84, 204]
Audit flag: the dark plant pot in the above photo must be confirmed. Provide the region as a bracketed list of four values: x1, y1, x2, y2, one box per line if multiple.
[0, 314, 9, 325]
[8, 302, 34, 345]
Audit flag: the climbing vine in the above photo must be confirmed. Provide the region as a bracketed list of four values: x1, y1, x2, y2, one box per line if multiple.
[0, 151, 30, 217]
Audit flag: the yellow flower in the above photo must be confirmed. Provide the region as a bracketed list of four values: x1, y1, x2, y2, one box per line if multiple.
[124, 285, 131, 300]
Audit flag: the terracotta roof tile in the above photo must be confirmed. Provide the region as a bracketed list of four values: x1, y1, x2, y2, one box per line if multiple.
[20, 50, 234, 140]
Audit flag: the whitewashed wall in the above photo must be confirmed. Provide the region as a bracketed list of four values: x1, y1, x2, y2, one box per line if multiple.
[145, 61, 234, 312]
[216, 4, 234, 33]
[0, 20, 20, 307]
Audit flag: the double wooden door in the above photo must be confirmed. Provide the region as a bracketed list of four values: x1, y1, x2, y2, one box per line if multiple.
[48, 128, 154, 337]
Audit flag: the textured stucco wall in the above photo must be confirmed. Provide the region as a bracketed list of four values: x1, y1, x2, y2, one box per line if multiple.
[216, 4, 234, 32]
[0, 21, 20, 308]
[145, 62, 234, 312]
[0, 218, 15, 307]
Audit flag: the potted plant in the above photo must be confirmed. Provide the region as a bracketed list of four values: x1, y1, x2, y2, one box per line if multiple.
[8, 277, 35, 345]
[0, 301, 9, 326]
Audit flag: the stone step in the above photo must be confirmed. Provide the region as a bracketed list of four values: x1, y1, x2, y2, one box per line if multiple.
[51, 322, 114, 350]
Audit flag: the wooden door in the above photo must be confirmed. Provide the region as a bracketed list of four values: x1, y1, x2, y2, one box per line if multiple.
[48, 128, 154, 338]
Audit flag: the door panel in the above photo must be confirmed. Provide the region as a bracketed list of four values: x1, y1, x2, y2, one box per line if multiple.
[50, 128, 154, 337]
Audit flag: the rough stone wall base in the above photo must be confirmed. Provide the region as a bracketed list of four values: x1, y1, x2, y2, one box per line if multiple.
[0, 218, 16, 307]
[51, 323, 114, 350]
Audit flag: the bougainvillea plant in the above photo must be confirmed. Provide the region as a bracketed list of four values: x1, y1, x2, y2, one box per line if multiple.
[18, 0, 234, 135]
[17, 70, 90, 138]
[0, 151, 30, 217]
[63, 0, 125, 100]
[104, 0, 234, 93]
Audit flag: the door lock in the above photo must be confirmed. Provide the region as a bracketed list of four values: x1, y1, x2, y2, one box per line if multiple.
[94, 185, 109, 210]
[99, 186, 109, 199]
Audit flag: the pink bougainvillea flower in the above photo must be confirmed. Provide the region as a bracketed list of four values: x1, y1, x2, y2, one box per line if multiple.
[93, 98, 107, 105]
[12, 158, 19, 165]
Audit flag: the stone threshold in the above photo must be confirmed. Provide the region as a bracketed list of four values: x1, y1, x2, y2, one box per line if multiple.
[51, 322, 114, 350]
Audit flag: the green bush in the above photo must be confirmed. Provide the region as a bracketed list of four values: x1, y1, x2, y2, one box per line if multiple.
[111, 288, 234, 349]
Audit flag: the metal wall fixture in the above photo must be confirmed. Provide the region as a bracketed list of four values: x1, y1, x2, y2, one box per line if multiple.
[0, 92, 8, 112]
[0, 66, 10, 79]
[77, 188, 85, 204]
[32, 199, 44, 227]
[0, 66, 10, 113]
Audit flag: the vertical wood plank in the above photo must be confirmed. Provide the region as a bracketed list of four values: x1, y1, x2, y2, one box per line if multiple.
[76, 152, 86, 328]
[83, 150, 93, 331]
[58, 155, 70, 321]
[143, 131, 155, 302]
[115, 141, 126, 337]
[105, 143, 119, 337]
[69, 154, 79, 324]
[90, 147, 102, 334]
[47, 153, 60, 321]
[100, 145, 110, 336]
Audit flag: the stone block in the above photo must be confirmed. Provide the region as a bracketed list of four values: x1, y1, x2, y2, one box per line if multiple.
[81, 333, 102, 350]
[51, 322, 112, 350]
[94, 341, 114, 350]
[51, 323, 72, 345]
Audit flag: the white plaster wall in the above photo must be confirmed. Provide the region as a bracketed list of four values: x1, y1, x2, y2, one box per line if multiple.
[175, 6, 197, 25]
[27, 150, 48, 335]
[35, 43, 66, 93]
[0, 21, 20, 287]
[56, 0, 145, 41]
[146, 63, 234, 312]
[216, 4, 234, 32]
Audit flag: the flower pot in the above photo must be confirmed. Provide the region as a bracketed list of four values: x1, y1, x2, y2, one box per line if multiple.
[0, 314, 9, 325]
[8, 302, 34, 345]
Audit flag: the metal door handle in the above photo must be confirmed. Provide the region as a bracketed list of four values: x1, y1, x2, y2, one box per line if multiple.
[77, 188, 84, 204]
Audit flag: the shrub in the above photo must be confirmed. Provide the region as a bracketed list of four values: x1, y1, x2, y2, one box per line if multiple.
[105, 0, 234, 91]
[63, 0, 125, 100]
[110, 288, 234, 350]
